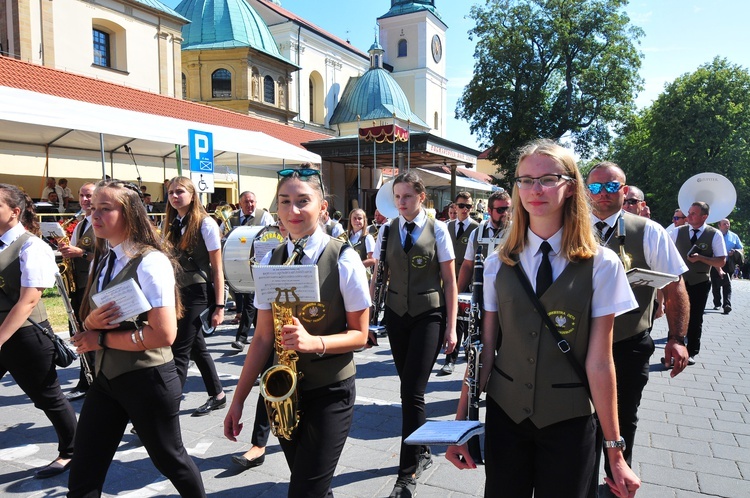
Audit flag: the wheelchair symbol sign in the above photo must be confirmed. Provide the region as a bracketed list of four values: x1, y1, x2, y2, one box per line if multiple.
[190, 172, 214, 193]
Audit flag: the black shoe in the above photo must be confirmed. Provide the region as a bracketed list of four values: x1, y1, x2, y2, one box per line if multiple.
[713, 305, 721, 310]
[661, 357, 674, 369]
[240, 337, 251, 344]
[688, 356, 696, 366]
[65, 390, 87, 401]
[231, 453, 265, 469]
[415, 449, 432, 479]
[437, 362, 454, 376]
[724, 305, 731, 314]
[34, 459, 71, 479]
[192, 395, 227, 417]
[389, 475, 416, 498]
[231, 340, 245, 351]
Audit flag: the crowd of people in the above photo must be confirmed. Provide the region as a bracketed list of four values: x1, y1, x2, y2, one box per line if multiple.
[0, 138, 743, 497]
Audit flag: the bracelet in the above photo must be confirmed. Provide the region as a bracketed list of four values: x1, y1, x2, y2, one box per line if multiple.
[98, 332, 108, 350]
[316, 336, 326, 357]
[215, 304, 225, 309]
[131, 331, 138, 344]
[138, 327, 146, 349]
[668, 334, 686, 346]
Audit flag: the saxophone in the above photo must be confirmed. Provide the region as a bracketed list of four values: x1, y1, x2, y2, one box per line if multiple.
[57, 210, 86, 295]
[259, 236, 309, 440]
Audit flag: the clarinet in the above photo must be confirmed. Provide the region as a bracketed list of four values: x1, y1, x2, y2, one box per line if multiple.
[464, 244, 484, 464]
[370, 225, 390, 334]
[54, 272, 94, 385]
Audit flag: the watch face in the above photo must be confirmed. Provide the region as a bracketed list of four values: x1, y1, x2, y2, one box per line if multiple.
[431, 34, 442, 63]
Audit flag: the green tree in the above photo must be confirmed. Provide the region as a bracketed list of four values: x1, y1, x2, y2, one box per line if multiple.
[457, 0, 643, 177]
[612, 57, 750, 234]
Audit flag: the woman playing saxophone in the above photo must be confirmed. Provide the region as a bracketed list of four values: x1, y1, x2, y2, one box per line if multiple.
[224, 167, 371, 498]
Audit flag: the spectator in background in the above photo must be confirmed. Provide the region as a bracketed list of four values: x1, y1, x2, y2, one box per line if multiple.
[58, 179, 72, 211]
[710, 218, 743, 314]
[41, 177, 65, 213]
[623, 186, 646, 216]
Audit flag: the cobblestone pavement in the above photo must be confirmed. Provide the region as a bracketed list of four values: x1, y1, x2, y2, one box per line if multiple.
[2, 280, 750, 497]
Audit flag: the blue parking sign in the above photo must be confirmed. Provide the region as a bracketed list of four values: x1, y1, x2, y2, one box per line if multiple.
[189, 130, 214, 173]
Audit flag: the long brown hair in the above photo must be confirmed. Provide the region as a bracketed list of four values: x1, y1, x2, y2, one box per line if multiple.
[164, 176, 209, 252]
[0, 184, 39, 235]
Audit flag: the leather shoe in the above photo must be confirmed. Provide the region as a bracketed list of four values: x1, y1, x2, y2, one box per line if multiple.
[724, 305, 732, 314]
[192, 395, 227, 417]
[437, 362, 454, 376]
[688, 356, 696, 366]
[231, 340, 244, 351]
[65, 390, 87, 401]
[231, 453, 265, 469]
[240, 337, 251, 344]
[34, 459, 71, 479]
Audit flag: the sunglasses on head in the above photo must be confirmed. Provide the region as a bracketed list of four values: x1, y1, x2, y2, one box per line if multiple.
[456, 203, 472, 210]
[277, 168, 325, 195]
[586, 181, 622, 195]
[623, 198, 642, 205]
[491, 206, 510, 214]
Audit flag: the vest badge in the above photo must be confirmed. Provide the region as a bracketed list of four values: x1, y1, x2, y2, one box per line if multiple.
[411, 254, 429, 269]
[696, 242, 708, 252]
[0, 275, 5, 288]
[81, 236, 92, 246]
[460, 235, 470, 244]
[300, 302, 326, 323]
[547, 310, 576, 335]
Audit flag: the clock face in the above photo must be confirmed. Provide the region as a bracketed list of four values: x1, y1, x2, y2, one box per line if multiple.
[431, 34, 442, 63]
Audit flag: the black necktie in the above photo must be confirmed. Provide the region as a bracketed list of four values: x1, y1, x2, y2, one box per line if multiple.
[404, 222, 416, 253]
[536, 241, 553, 297]
[595, 221, 608, 241]
[456, 221, 465, 239]
[102, 251, 117, 289]
[78, 218, 88, 236]
[0, 239, 5, 249]
[242, 214, 252, 226]
[691, 229, 699, 245]
[171, 216, 183, 241]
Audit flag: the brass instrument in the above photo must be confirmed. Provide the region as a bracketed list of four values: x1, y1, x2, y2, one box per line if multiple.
[259, 236, 309, 440]
[54, 272, 94, 384]
[215, 205, 235, 236]
[57, 210, 85, 295]
[370, 225, 389, 335]
[617, 216, 632, 271]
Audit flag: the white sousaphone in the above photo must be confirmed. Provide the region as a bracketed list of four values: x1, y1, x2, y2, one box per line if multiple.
[375, 179, 400, 220]
[677, 173, 736, 224]
[223, 225, 285, 293]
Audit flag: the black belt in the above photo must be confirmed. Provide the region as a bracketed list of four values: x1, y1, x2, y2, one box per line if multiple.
[615, 329, 649, 344]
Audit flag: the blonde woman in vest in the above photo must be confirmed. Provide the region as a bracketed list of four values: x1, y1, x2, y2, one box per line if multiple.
[445, 140, 640, 498]
[371, 171, 458, 498]
[224, 168, 371, 498]
[68, 180, 205, 497]
[164, 176, 227, 417]
[347, 208, 376, 271]
[0, 184, 77, 479]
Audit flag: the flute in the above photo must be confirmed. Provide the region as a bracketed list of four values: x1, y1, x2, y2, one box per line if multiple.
[54, 272, 94, 385]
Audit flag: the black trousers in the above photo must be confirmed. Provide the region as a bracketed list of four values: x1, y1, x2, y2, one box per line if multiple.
[251, 350, 274, 448]
[484, 397, 596, 498]
[235, 292, 257, 342]
[278, 376, 356, 498]
[601, 331, 654, 479]
[710, 267, 732, 309]
[0, 323, 76, 459]
[67, 361, 205, 498]
[685, 279, 712, 357]
[384, 306, 444, 477]
[172, 283, 223, 396]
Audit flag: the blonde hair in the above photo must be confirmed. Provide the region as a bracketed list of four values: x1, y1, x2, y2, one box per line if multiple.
[499, 139, 598, 265]
[348, 208, 368, 238]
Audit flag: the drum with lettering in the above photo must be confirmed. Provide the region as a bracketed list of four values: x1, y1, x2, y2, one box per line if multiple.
[222, 225, 284, 293]
[458, 292, 472, 323]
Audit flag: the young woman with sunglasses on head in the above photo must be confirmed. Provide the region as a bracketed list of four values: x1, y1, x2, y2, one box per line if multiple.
[445, 140, 640, 498]
[346, 208, 376, 271]
[224, 168, 371, 497]
[68, 179, 205, 497]
[0, 184, 77, 480]
[164, 176, 227, 417]
[371, 171, 458, 498]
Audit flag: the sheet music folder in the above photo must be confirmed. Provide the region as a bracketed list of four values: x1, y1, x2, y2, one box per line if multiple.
[404, 420, 484, 446]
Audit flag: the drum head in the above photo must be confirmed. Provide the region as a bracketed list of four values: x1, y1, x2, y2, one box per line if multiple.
[223, 226, 284, 293]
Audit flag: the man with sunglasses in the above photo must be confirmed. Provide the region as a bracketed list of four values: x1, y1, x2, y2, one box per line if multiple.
[438, 192, 479, 375]
[586, 162, 689, 493]
[623, 186, 646, 216]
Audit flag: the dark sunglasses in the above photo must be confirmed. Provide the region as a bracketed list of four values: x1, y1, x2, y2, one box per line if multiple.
[586, 181, 622, 195]
[491, 206, 510, 214]
[456, 203, 472, 209]
[623, 198, 642, 205]
[277, 168, 325, 195]
[673, 215, 687, 221]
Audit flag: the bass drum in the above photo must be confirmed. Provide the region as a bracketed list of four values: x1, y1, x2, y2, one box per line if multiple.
[223, 226, 284, 293]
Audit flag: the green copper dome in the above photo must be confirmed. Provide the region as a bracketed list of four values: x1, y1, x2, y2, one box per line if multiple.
[379, 0, 443, 23]
[175, 0, 288, 63]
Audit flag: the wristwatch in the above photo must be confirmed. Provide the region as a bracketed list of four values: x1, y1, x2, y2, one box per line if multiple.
[603, 436, 626, 451]
[98, 332, 109, 350]
[81, 250, 89, 259]
[668, 334, 686, 346]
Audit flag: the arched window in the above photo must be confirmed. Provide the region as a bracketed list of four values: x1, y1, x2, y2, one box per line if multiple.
[398, 39, 407, 58]
[93, 29, 110, 67]
[264, 75, 275, 104]
[212, 69, 232, 98]
[92, 19, 126, 70]
[181, 73, 187, 99]
[434, 112, 439, 130]
[309, 71, 324, 124]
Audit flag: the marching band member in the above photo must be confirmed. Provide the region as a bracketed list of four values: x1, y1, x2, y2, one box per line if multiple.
[225, 167, 370, 497]
[0, 184, 77, 479]
[347, 208, 376, 270]
[165, 176, 227, 416]
[446, 140, 640, 498]
[371, 171, 458, 498]
[68, 179, 205, 497]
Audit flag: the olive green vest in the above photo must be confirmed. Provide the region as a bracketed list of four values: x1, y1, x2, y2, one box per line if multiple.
[0, 232, 48, 327]
[73, 219, 95, 290]
[91, 251, 174, 379]
[385, 217, 445, 317]
[349, 233, 368, 261]
[268, 238, 355, 391]
[448, 218, 478, 275]
[674, 225, 717, 285]
[230, 208, 265, 227]
[603, 213, 655, 342]
[175, 216, 212, 287]
[486, 257, 594, 429]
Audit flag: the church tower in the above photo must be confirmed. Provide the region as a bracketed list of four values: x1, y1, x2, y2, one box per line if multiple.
[378, 1, 448, 137]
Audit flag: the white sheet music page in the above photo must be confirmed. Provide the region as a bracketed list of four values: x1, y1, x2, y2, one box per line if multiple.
[91, 278, 152, 324]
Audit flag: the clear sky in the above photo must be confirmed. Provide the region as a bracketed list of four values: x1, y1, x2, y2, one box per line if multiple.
[166, 0, 750, 152]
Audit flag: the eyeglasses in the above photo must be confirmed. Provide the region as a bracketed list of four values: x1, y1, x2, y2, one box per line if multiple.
[491, 206, 510, 214]
[673, 215, 687, 221]
[456, 203, 473, 210]
[277, 168, 325, 195]
[586, 181, 622, 195]
[514, 174, 573, 190]
[624, 198, 642, 205]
